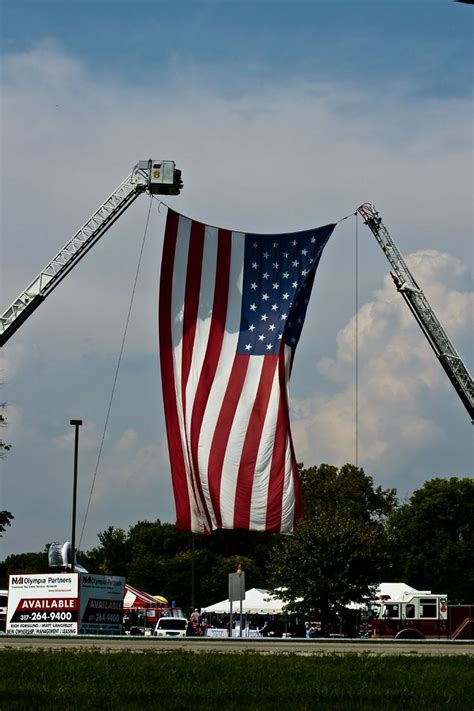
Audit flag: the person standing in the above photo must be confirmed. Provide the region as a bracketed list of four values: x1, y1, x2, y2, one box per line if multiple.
[190, 608, 201, 636]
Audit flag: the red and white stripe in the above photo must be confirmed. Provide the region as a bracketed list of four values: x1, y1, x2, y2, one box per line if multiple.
[159, 210, 302, 534]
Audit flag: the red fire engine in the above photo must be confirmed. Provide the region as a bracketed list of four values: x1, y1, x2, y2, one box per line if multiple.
[363, 586, 474, 640]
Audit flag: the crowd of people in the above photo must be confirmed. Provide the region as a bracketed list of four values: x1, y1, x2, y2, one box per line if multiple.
[186, 609, 288, 637]
[124, 606, 328, 638]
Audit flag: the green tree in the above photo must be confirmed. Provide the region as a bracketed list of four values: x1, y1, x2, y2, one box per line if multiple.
[86, 518, 276, 610]
[0, 511, 14, 537]
[86, 525, 131, 578]
[301, 462, 397, 521]
[3, 550, 49, 576]
[388, 477, 474, 603]
[0, 549, 46, 588]
[0, 403, 11, 453]
[0, 404, 13, 545]
[126, 520, 193, 602]
[268, 464, 397, 634]
[200, 554, 263, 608]
[123, 522, 271, 609]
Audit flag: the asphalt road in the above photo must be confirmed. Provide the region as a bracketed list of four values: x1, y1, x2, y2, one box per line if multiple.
[1, 636, 473, 655]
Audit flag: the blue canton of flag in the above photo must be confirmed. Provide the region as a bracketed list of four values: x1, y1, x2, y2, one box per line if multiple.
[237, 225, 335, 355]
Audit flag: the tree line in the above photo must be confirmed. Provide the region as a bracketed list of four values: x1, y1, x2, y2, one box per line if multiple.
[1, 464, 473, 628]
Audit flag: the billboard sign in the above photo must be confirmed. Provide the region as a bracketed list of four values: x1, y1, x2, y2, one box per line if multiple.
[6, 573, 79, 635]
[79, 573, 125, 635]
[228, 571, 245, 603]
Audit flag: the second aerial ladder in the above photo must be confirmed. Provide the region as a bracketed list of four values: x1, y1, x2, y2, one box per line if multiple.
[357, 203, 474, 421]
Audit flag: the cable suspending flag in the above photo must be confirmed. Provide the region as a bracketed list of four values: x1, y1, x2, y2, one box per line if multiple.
[159, 209, 336, 534]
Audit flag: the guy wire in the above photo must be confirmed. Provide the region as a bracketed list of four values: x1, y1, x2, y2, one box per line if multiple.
[78, 195, 155, 549]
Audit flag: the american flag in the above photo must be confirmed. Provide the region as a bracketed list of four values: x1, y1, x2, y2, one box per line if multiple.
[159, 209, 335, 534]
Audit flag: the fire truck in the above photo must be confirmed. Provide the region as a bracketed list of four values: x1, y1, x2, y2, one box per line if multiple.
[362, 584, 474, 640]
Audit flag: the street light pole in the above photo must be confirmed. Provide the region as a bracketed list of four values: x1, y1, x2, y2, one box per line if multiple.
[70, 419, 82, 573]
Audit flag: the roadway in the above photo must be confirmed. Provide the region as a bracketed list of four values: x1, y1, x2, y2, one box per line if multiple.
[1, 636, 473, 655]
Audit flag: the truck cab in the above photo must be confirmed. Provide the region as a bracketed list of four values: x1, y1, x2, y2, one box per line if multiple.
[368, 593, 448, 639]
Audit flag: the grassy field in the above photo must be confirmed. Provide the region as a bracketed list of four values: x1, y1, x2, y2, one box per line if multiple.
[1, 649, 473, 710]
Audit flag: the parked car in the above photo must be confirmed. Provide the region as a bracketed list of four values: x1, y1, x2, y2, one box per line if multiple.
[153, 617, 188, 638]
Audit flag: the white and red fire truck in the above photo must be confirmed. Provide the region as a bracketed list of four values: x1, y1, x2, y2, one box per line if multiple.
[362, 583, 474, 640]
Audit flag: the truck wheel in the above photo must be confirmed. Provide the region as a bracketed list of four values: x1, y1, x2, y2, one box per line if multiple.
[395, 629, 424, 640]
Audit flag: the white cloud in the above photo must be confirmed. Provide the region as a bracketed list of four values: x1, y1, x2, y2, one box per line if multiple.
[116, 428, 139, 451]
[93, 441, 170, 499]
[291, 250, 472, 479]
[0, 344, 28, 382]
[74, 436, 174, 546]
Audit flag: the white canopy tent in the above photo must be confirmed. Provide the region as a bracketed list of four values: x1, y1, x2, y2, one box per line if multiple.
[202, 588, 287, 615]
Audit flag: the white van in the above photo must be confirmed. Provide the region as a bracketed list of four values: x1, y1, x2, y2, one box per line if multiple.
[153, 617, 188, 638]
[0, 589, 8, 633]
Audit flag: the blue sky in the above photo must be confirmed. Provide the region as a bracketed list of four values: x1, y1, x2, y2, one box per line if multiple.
[2, 0, 472, 95]
[0, 0, 472, 558]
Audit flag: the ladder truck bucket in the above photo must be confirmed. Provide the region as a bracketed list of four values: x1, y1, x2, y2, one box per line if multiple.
[136, 159, 183, 195]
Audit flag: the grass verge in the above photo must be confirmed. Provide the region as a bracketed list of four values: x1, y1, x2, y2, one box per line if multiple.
[1, 649, 473, 710]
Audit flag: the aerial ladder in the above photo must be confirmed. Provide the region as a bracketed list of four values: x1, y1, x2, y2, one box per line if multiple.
[0, 170, 471, 421]
[0, 159, 182, 346]
[357, 203, 474, 422]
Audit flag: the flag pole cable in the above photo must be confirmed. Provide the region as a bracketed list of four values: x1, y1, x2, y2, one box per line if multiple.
[337, 210, 360, 466]
[335, 210, 360, 467]
[78, 195, 155, 549]
[355, 212, 359, 468]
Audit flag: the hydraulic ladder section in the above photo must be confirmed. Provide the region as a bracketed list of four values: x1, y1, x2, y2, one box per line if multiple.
[0, 160, 181, 347]
[357, 203, 474, 422]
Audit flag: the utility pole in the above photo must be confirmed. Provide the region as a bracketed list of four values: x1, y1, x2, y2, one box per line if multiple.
[70, 419, 82, 573]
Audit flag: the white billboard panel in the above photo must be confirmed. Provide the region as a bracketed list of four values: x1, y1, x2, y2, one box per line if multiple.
[79, 573, 125, 635]
[6, 573, 79, 635]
